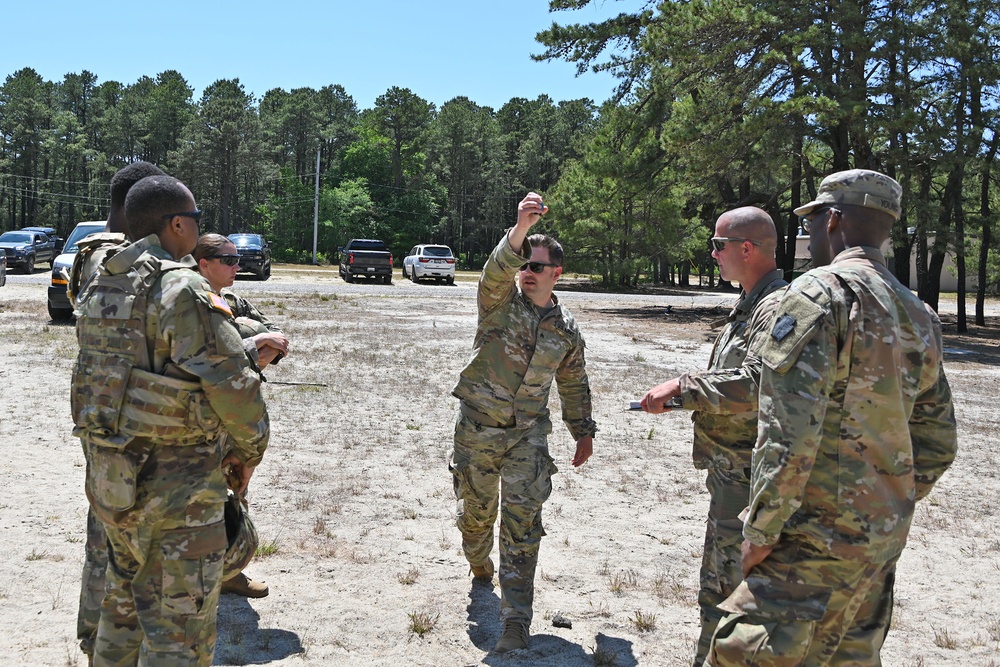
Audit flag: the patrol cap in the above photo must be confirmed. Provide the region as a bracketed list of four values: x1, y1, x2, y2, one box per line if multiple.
[794, 169, 902, 220]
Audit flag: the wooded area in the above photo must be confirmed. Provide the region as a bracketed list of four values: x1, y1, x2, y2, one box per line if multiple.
[2, 1, 998, 330]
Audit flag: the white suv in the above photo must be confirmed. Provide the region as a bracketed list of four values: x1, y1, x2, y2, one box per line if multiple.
[402, 244, 456, 284]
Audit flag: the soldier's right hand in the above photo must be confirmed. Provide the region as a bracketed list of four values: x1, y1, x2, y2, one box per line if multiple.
[516, 192, 548, 229]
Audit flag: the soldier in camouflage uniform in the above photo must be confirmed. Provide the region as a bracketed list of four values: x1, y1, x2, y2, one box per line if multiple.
[194, 233, 289, 375]
[640, 207, 787, 667]
[73, 175, 269, 667]
[451, 192, 597, 654]
[708, 170, 958, 666]
[75, 161, 166, 661]
[194, 232, 289, 598]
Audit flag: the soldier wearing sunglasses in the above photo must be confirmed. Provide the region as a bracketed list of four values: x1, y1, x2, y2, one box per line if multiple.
[194, 234, 289, 375]
[709, 170, 957, 665]
[450, 192, 597, 654]
[640, 206, 786, 667]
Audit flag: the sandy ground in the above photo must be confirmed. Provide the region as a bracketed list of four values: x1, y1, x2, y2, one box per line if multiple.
[1, 268, 998, 667]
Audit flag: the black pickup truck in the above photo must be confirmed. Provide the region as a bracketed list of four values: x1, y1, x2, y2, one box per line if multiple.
[339, 239, 393, 284]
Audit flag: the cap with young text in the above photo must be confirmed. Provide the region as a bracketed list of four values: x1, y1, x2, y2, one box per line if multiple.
[794, 169, 902, 220]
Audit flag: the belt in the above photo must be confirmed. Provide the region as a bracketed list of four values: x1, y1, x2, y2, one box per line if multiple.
[460, 402, 515, 429]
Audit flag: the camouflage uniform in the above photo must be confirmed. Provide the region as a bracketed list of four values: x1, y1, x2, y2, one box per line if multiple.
[450, 230, 596, 626]
[73, 239, 275, 653]
[709, 246, 957, 666]
[221, 288, 282, 341]
[676, 269, 786, 667]
[72, 234, 269, 667]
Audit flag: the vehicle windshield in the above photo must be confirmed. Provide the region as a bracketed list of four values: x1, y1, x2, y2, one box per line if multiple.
[230, 235, 263, 247]
[351, 241, 387, 251]
[64, 224, 106, 254]
[0, 232, 32, 244]
[422, 246, 453, 257]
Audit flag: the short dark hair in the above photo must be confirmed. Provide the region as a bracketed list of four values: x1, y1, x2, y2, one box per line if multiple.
[527, 234, 563, 266]
[125, 176, 192, 241]
[194, 233, 231, 264]
[110, 162, 165, 208]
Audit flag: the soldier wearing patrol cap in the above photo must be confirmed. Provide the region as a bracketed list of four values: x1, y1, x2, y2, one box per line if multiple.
[450, 192, 597, 654]
[708, 169, 958, 665]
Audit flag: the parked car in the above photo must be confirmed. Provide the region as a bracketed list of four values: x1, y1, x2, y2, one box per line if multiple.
[228, 233, 272, 280]
[402, 244, 456, 284]
[0, 229, 57, 273]
[22, 226, 65, 253]
[339, 239, 393, 284]
[0, 254, 6, 287]
[47, 221, 105, 322]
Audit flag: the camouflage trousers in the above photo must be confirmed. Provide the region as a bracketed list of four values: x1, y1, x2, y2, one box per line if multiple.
[694, 467, 751, 667]
[78, 508, 109, 657]
[708, 541, 896, 666]
[450, 412, 558, 625]
[88, 438, 229, 667]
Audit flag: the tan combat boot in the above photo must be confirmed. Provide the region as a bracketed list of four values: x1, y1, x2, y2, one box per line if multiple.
[493, 620, 529, 653]
[469, 557, 495, 581]
[221, 571, 269, 598]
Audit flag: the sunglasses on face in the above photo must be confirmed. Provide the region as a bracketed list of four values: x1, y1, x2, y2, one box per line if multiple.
[710, 237, 763, 252]
[161, 210, 203, 221]
[212, 254, 241, 266]
[520, 262, 559, 273]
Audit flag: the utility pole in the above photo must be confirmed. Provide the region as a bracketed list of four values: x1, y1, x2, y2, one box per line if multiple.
[312, 144, 321, 264]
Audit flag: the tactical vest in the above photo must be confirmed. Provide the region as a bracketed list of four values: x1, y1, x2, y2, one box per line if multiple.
[71, 237, 223, 449]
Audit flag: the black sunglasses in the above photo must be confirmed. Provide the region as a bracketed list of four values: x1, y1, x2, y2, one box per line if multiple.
[212, 254, 241, 266]
[520, 262, 559, 273]
[161, 210, 203, 221]
[710, 237, 763, 252]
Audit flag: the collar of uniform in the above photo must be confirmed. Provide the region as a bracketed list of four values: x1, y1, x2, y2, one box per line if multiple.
[831, 245, 887, 267]
[731, 268, 786, 319]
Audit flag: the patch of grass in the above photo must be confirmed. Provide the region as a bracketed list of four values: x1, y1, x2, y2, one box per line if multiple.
[630, 609, 657, 633]
[312, 516, 327, 535]
[402, 508, 418, 520]
[405, 422, 420, 430]
[397, 567, 420, 585]
[932, 626, 957, 649]
[26, 549, 49, 561]
[256, 538, 280, 558]
[407, 609, 439, 637]
[608, 569, 639, 596]
[987, 618, 1000, 643]
[590, 645, 618, 667]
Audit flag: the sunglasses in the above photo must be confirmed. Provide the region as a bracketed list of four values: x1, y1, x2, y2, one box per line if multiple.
[520, 262, 559, 273]
[799, 206, 838, 234]
[710, 237, 763, 252]
[212, 254, 241, 266]
[161, 210, 203, 221]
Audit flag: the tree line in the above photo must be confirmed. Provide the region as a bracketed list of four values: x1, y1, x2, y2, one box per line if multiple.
[2, 0, 998, 333]
[0, 68, 593, 272]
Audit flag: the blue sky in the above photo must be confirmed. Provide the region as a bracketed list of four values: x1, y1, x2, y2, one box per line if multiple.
[2, 0, 646, 110]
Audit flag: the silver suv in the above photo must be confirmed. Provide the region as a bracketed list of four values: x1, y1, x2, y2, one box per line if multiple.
[402, 244, 456, 284]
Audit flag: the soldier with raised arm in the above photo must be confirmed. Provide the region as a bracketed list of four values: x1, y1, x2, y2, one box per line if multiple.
[450, 192, 597, 654]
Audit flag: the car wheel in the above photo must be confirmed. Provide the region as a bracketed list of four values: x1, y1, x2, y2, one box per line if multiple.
[410, 269, 418, 283]
[263, 263, 271, 280]
[401, 265, 408, 279]
[446, 276, 454, 285]
[383, 275, 392, 285]
[48, 302, 73, 323]
[23, 255, 35, 274]
[344, 273, 353, 283]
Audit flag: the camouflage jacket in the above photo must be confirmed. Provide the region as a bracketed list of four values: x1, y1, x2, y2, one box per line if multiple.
[73, 234, 269, 467]
[221, 289, 281, 333]
[452, 230, 597, 440]
[678, 270, 787, 471]
[745, 246, 958, 561]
